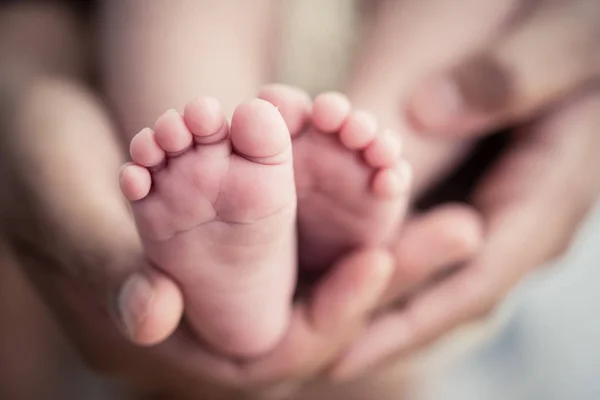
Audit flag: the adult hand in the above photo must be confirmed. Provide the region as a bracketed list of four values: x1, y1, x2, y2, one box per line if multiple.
[330, 0, 600, 378]
[0, 77, 398, 399]
[407, 0, 600, 137]
[0, 77, 481, 399]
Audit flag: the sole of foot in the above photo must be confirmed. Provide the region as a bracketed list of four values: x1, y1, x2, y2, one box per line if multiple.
[120, 96, 297, 358]
[259, 85, 412, 271]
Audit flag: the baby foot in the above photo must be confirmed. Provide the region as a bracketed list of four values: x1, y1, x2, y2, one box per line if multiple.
[120, 97, 296, 357]
[260, 86, 411, 271]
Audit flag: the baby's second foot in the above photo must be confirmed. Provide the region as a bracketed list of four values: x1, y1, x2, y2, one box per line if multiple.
[260, 86, 411, 271]
[120, 97, 296, 357]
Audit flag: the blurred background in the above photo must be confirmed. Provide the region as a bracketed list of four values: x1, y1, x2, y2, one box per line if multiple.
[1, 0, 598, 399]
[423, 203, 600, 400]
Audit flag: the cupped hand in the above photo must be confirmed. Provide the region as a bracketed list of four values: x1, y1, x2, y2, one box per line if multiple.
[0, 78, 394, 398]
[330, 0, 600, 379]
[0, 75, 487, 400]
[0, 124, 395, 398]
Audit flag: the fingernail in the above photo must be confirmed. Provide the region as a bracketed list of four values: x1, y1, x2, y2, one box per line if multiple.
[407, 75, 464, 131]
[408, 55, 513, 133]
[118, 273, 155, 340]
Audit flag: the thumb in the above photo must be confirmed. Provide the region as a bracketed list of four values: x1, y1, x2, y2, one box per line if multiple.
[406, 1, 599, 138]
[115, 263, 183, 346]
[0, 78, 184, 347]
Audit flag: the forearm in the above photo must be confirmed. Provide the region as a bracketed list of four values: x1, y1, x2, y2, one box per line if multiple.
[100, 0, 282, 139]
[0, 2, 144, 394]
[0, 0, 134, 266]
[0, 72, 150, 386]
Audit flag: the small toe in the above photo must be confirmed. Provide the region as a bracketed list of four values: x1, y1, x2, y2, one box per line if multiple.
[183, 97, 229, 144]
[130, 128, 165, 167]
[339, 110, 378, 150]
[371, 162, 412, 199]
[258, 84, 312, 136]
[154, 109, 193, 154]
[120, 163, 152, 201]
[371, 169, 401, 199]
[230, 98, 291, 164]
[312, 92, 351, 133]
[364, 130, 402, 168]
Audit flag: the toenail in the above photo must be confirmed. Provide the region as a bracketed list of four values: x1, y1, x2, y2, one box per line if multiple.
[202, 97, 221, 115]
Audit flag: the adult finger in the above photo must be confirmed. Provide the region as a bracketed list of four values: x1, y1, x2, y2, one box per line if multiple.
[332, 89, 600, 380]
[147, 249, 394, 399]
[381, 204, 484, 305]
[407, 0, 600, 137]
[247, 249, 395, 383]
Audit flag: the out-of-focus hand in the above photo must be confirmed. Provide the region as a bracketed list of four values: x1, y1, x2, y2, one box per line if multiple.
[328, 0, 600, 379]
[407, 0, 600, 138]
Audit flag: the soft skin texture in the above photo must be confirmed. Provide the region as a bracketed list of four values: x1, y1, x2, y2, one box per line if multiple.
[3, 0, 600, 399]
[260, 85, 411, 271]
[0, 1, 480, 399]
[0, 78, 480, 400]
[120, 84, 410, 357]
[122, 97, 297, 357]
